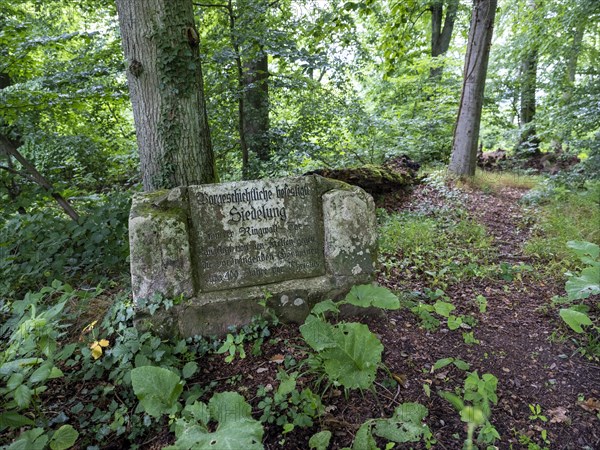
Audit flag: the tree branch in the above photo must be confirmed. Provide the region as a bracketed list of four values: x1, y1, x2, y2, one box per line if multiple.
[193, 2, 229, 9]
[0, 137, 80, 222]
[0, 164, 36, 182]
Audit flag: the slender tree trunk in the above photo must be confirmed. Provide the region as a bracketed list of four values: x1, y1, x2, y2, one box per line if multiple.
[224, 0, 251, 180]
[115, 0, 216, 191]
[448, 0, 497, 177]
[562, 21, 584, 104]
[243, 52, 270, 163]
[517, 48, 539, 152]
[430, 0, 459, 80]
[516, 0, 540, 154]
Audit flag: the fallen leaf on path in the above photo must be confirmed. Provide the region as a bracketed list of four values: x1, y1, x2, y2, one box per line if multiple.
[579, 397, 600, 414]
[270, 354, 284, 364]
[392, 372, 408, 387]
[548, 406, 570, 423]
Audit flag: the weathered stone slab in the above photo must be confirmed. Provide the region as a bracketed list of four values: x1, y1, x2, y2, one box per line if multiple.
[188, 177, 325, 291]
[129, 175, 377, 337]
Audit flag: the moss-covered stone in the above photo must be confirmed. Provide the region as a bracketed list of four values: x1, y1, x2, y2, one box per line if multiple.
[306, 163, 418, 196]
[128, 175, 377, 337]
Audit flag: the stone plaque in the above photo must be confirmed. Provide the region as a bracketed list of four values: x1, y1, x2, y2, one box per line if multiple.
[129, 175, 378, 336]
[188, 177, 325, 291]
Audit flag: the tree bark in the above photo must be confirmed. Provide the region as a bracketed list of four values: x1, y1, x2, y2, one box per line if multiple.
[243, 51, 270, 164]
[516, 0, 539, 154]
[448, 0, 497, 177]
[562, 20, 584, 104]
[430, 0, 459, 80]
[115, 0, 216, 191]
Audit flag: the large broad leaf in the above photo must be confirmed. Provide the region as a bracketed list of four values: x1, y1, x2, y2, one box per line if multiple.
[130, 366, 183, 418]
[567, 241, 599, 259]
[560, 308, 593, 333]
[168, 392, 263, 450]
[49, 424, 79, 450]
[6, 428, 48, 450]
[0, 411, 35, 429]
[344, 284, 400, 310]
[373, 402, 431, 443]
[320, 323, 383, 390]
[565, 266, 600, 300]
[300, 314, 337, 352]
[352, 422, 378, 450]
[310, 299, 340, 316]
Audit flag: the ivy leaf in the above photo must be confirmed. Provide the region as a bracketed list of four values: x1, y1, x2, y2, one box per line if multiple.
[320, 323, 383, 390]
[49, 424, 79, 450]
[182, 362, 198, 379]
[130, 366, 183, 418]
[276, 373, 297, 397]
[344, 284, 400, 310]
[559, 308, 593, 333]
[447, 315, 462, 330]
[433, 301, 455, 318]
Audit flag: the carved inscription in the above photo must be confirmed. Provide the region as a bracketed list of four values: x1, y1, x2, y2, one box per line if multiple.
[188, 178, 325, 291]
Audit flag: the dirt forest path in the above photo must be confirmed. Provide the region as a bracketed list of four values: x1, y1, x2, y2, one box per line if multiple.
[372, 184, 600, 449]
[185, 182, 599, 450]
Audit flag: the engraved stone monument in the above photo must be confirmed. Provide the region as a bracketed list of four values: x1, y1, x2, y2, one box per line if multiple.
[129, 175, 376, 336]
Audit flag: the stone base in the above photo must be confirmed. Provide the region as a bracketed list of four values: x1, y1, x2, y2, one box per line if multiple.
[136, 273, 373, 337]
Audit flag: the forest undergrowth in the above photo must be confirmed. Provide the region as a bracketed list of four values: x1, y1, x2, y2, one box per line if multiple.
[1, 169, 599, 450]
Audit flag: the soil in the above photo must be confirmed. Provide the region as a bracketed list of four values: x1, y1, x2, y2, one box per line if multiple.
[182, 182, 600, 450]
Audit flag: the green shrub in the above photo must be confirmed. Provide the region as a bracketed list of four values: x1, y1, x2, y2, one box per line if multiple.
[524, 182, 600, 272]
[0, 191, 130, 298]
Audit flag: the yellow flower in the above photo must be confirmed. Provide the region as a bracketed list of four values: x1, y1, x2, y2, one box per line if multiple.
[90, 339, 110, 359]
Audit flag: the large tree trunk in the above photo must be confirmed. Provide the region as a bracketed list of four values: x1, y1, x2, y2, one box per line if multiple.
[430, 0, 459, 80]
[448, 0, 497, 177]
[115, 0, 216, 191]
